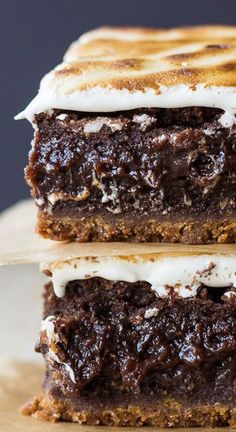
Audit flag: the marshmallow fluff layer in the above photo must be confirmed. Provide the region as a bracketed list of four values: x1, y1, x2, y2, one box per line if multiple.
[16, 26, 236, 122]
[41, 254, 236, 298]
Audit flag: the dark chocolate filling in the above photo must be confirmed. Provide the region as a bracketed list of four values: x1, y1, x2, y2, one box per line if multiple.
[38, 280, 236, 407]
[26, 107, 236, 220]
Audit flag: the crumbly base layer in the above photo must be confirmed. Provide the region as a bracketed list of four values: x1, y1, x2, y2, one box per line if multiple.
[22, 393, 236, 427]
[37, 211, 236, 243]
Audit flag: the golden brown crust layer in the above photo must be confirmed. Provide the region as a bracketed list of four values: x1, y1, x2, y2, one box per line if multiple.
[22, 393, 236, 427]
[63, 26, 236, 90]
[37, 211, 236, 244]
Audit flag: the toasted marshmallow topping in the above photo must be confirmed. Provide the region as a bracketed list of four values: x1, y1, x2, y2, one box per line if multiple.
[41, 254, 236, 298]
[15, 26, 236, 122]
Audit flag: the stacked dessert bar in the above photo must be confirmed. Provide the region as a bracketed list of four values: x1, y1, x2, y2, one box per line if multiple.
[17, 26, 236, 427]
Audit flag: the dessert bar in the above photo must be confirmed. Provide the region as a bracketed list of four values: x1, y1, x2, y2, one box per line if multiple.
[16, 26, 236, 243]
[23, 252, 236, 427]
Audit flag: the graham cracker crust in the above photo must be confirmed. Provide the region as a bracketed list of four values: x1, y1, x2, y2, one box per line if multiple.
[37, 211, 236, 243]
[22, 393, 236, 427]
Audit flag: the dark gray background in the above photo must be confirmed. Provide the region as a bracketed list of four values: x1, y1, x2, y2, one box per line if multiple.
[1, 0, 235, 211]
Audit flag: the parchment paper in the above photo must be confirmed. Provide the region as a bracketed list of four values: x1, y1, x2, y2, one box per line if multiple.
[0, 200, 235, 265]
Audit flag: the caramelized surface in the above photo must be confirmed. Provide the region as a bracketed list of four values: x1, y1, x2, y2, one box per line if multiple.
[62, 26, 236, 90]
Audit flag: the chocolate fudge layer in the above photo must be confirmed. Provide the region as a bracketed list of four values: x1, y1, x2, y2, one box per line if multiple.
[25, 107, 236, 243]
[25, 279, 236, 427]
